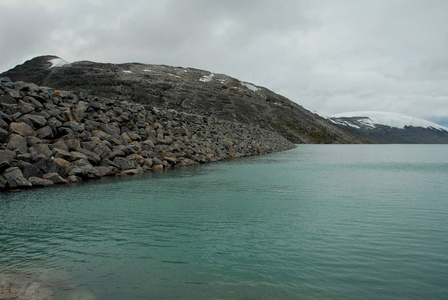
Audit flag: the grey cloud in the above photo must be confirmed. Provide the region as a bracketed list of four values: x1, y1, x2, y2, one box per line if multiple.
[1, 0, 448, 124]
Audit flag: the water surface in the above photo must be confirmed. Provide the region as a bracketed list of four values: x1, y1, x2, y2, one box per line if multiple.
[1, 145, 447, 299]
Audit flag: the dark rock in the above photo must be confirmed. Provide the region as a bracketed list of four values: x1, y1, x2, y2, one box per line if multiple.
[43, 173, 67, 184]
[34, 157, 60, 174]
[64, 139, 80, 150]
[77, 148, 101, 165]
[9, 122, 34, 136]
[112, 156, 135, 170]
[2, 167, 32, 188]
[0, 127, 9, 143]
[35, 126, 54, 139]
[0, 149, 16, 164]
[7, 133, 27, 152]
[22, 96, 44, 109]
[26, 136, 43, 147]
[29, 176, 54, 187]
[17, 114, 46, 128]
[94, 166, 114, 177]
[19, 161, 44, 178]
[33, 144, 52, 157]
[0, 175, 6, 189]
[0, 95, 17, 105]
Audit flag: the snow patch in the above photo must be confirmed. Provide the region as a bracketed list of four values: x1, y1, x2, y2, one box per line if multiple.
[123, 70, 133, 74]
[199, 73, 214, 82]
[143, 69, 152, 72]
[331, 111, 448, 131]
[168, 73, 180, 79]
[330, 119, 361, 129]
[241, 82, 259, 92]
[49, 58, 70, 68]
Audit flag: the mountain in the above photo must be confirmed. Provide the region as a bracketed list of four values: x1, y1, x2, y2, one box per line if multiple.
[329, 111, 448, 144]
[1, 55, 370, 144]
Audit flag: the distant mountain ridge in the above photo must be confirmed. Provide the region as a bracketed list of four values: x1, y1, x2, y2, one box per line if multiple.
[1, 55, 370, 144]
[329, 111, 448, 144]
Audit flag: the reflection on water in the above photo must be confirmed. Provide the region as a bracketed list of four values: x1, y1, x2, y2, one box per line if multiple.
[1, 145, 448, 299]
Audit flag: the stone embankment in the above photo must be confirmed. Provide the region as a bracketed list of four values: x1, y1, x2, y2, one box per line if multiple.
[0, 77, 295, 191]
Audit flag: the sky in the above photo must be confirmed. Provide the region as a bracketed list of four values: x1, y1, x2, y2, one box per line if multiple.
[1, 0, 448, 125]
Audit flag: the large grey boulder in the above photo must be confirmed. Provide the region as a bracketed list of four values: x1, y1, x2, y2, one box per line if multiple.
[2, 167, 32, 188]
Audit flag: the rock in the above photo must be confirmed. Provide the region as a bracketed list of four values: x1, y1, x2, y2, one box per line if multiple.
[53, 157, 70, 168]
[126, 153, 144, 164]
[120, 169, 140, 176]
[152, 164, 164, 171]
[0, 176, 6, 189]
[7, 133, 27, 152]
[69, 151, 88, 161]
[33, 144, 53, 157]
[26, 136, 42, 147]
[77, 148, 101, 164]
[94, 166, 114, 177]
[17, 114, 46, 128]
[112, 156, 135, 170]
[64, 139, 80, 150]
[29, 176, 55, 187]
[0, 149, 16, 164]
[0, 95, 17, 105]
[67, 175, 82, 183]
[53, 140, 69, 151]
[7, 89, 21, 99]
[9, 122, 34, 136]
[22, 95, 44, 108]
[34, 157, 60, 174]
[35, 126, 54, 139]
[2, 167, 32, 188]
[43, 172, 67, 184]
[19, 161, 44, 178]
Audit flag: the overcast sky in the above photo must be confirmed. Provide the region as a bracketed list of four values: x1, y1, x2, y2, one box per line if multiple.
[1, 0, 448, 124]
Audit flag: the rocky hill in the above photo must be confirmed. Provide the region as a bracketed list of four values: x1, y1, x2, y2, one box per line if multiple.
[329, 111, 448, 144]
[1, 55, 370, 144]
[0, 77, 294, 191]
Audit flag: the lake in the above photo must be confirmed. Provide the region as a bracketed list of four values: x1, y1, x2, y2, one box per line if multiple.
[1, 145, 447, 299]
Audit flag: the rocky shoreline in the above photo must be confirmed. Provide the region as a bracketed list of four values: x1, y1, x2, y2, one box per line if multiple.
[0, 77, 295, 192]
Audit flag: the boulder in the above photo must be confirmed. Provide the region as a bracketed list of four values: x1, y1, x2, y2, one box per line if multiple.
[2, 167, 32, 188]
[33, 144, 52, 157]
[17, 114, 46, 128]
[152, 164, 164, 171]
[19, 161, 44, 178]
[43, 173, 67, 184]
[112, 156, 135, 170]
[28, 177, 54, 187]
[119, 169, 140, 176]
[0, 95, 17, 105]
[53, 157, 70, 168]
[34, 157, 60, 174]
[0, 149, 16, 164]
[7, 133, 27, 153]
[35, 126, 54, 139]
[9, 122, 34, 136]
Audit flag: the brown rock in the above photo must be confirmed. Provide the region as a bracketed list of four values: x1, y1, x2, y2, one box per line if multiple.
[43, 173, 67, 184]
[152, 164, 164, 171]
[9, 122, 34, 136]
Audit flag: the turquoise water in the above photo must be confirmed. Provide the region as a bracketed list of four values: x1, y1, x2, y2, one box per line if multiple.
[1, 145, 448, 299]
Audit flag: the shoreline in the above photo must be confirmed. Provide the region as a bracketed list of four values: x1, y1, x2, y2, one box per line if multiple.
[1, 77, 295, 192]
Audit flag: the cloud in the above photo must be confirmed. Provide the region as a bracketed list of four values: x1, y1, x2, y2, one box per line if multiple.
[1, 0, 447, 123]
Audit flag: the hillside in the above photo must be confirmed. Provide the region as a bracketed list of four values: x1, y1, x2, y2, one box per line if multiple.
[1, 55, 370, 144]
[329, 111, 448, 144]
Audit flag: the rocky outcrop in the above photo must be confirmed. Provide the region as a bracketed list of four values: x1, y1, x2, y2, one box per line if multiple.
[0, 77, 295, 191]
[1, 55, 370, 144]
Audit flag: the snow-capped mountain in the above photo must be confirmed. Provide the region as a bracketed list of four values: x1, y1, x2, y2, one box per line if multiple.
[329, 111, 448, 144]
